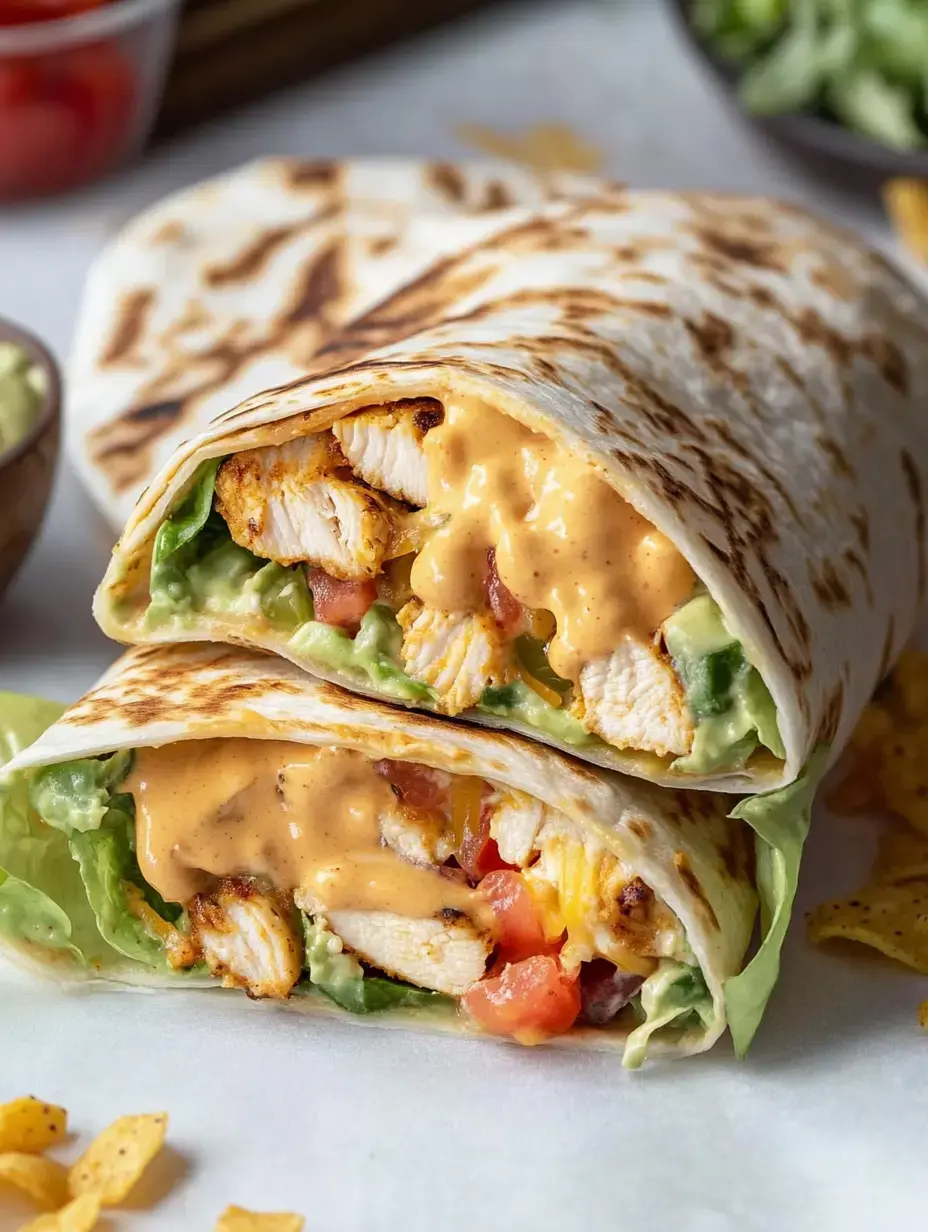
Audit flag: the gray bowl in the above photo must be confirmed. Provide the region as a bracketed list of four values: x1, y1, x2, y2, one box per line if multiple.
[669, 0, 928, 180]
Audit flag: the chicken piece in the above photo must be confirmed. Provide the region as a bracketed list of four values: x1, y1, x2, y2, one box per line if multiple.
[573, 638, 694, 757]
[215, 434, 394, 579]
[188, 879, 302, 999]
[397, 599, 508, 716]
[326, 909, 491, 996]
[332, 400, 442, 507]
[381, 805, 455, 867]
[486, 789, 545, 867]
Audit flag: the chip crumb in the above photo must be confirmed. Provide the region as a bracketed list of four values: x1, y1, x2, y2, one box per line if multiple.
[0, 1097, 67, 1154]
[214, 1205, 305, 1231]
[20, 1193, 102, 1232]
[0, 1152, 68, 1208]
[67, 1113, 168, 1206]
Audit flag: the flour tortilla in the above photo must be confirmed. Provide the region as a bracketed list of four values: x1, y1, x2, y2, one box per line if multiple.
[1, 642, 756, 1061]
[69, 157, 599, 526]
[95, 190, 928, 793]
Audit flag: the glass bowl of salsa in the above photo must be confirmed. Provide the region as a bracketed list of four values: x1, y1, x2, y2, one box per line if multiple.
[0, 0, 180, 201]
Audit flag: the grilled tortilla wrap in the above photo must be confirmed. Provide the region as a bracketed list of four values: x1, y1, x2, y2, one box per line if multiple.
[70, 157, 596, 527]
[0, 643, 757, 1067]
[94, 190, 928, 798]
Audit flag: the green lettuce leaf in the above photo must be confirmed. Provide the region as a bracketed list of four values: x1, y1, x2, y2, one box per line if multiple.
[29, 750, 132, 835]
[303, 918, 450, 1013]
[724, 747, 828, 1056]
[623, 960, 714, 1069]
[152, 457, 222, 565]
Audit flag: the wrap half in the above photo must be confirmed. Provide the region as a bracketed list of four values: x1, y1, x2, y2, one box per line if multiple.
[1, 643, 757, 1067]
[70, 157, 595, 526]
[93, 190, 928, 796]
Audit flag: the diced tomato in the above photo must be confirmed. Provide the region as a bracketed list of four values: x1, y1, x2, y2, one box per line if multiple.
[457, 803, 514, 881]
[481, 869, 561, 963]
[61, 39, 135, 171]
[373, 759, 449, 813]
[485, 548, 523, 637]
[0, 0, 105, 24]
[307, 567, 377, 631]
[462, 955, 581, 1042]
[0, 93, 83, 197]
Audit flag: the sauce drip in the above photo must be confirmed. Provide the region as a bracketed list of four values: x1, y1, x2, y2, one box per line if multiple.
[127, 739, 484, 922]
[410, 397, 696, 681]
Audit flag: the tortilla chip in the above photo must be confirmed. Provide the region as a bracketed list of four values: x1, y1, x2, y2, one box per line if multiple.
[884, 179, 928, 264]
[808, 883, 928, 973]
[68, 1112, 167, 1205]
[0, 1097, 67, 1154]
[919, 1000, 928, 1029]
[0, 1152, 68, 1207]
[873, 825, 928, 885]
[214, 1206, 305, 1231]
[20, 1194, 101, 1232]
[879, 730, 928, 836]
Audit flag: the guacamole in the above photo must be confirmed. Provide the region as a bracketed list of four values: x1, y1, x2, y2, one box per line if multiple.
[0, 343, 44, 456]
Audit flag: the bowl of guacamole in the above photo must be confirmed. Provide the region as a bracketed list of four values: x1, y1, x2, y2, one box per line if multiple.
[0, 318, 61, 602]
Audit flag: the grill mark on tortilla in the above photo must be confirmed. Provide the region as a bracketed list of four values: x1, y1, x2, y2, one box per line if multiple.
[816, 679, 845, 744]
[150, 220, 185, 246]
[100, 289, 155, 367]
[368, 235, 398, 257]
[283, 239, 343, 325]
[901, 448, 926, 601]
[684, 311, 735, 373]
[284, 160, 339, 188]
[673, 851, 719, 930]
[850, 508, 870, 553]
[807, 558, 852, 610]
[481, 180, 515, 211]
[626, 819, 652, 842]
[820, 436, 855, 480]
[426, 162, 467, 203]
[841, 547, 874, 604]
[693, 226, 791, 273]
[205, 224, 302, 287]
[877, 615, 897, 683]
[810, 263, 857, 301]
[861, 332, 910, 397]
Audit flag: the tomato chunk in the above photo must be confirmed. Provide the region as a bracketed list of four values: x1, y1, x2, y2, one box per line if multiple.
[0, 0, 105, 24]
[458, 805, 514, 881]
[481, 870, 560, 963]
[485, 548, 523, 637]
[307, 567, 377, 630]
[374, 759, 448, 813]
[462, 955, 581, 1042]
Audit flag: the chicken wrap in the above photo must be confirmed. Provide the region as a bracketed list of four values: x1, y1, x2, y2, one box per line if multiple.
[94, 189, 928, 783]
[0, 643, 759, 1067]
[69, 157, 595, 527]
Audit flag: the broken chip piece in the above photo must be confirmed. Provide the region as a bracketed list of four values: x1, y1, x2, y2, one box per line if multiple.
[0, 1097, 67, 1155]
[67, 1113, 167, 1206]
[807, 882, 928, 973]
[214, 1206, 305, 1231]
[0, 1152, 68, 1208]
[20, 1193, 102, 1232]
[885, 179, 928, 266]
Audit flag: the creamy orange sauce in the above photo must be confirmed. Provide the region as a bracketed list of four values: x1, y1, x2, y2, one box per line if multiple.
[410, 397, 695, 680]
[127, 739, 483, 921]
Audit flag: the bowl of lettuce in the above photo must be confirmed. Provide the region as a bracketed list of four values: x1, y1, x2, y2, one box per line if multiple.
[673, 0, 928, 176]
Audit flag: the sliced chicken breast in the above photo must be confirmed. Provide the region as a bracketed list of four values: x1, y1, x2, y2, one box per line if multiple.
[381, 805, 455, 867]
[215, 435, 394, 579]
[332, 400, 441, 507]
[326, 910, 491, 996]
[397, 599, 508, 716]
[573, 638, 694, 757]
[487, 790, 545, 867]
[188, 879, 302, 999]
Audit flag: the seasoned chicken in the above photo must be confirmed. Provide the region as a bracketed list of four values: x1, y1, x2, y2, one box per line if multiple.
[397, 599, 508, 716]
[573, 638, 694, 757]
[332, 400, 442, 507]
[188, 879, 302, 999]
[487, 789, 545, 867]
[381, 805, 455, 867]
[326, 909, 491, 996]
[215, 435, 395, 579]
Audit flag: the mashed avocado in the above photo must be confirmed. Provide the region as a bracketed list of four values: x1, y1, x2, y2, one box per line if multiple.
[0, 343, 44, 455]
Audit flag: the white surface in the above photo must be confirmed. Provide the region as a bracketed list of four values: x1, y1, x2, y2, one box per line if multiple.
[0, 1, 925, 1228]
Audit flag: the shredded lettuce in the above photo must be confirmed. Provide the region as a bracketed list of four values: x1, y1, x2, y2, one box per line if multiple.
[724, 749, 827, 1056]
[623, 960, 714, 1069]
[302, 918, 450, 1013]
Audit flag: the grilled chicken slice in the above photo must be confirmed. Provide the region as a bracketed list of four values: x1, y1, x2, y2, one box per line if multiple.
[573, 638, 694, 757]
[381, 806, 455, 867]
[487, 790, 545, 867]
[326, 910, 491, 996]
[332, 400, 442, 507]
[397, 599, 507, 716]
[215, 435, 395, 579]
[188, 879, 302, 999]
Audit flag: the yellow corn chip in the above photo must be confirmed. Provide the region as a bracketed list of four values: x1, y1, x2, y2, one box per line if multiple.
[874, 825, 928, 885]
[214, 1206, 305, 1232]
[68, 1112, 167, 1206]
[884, 178, 928, 264]
[0, 1152, 68, 1207]
[919, 1001, 928, 1029]
[20, 1194, 101, 1232]
[0, 1097, 67, 1154]
[879, 729, 928, 835]
[808, 883, 928, 973]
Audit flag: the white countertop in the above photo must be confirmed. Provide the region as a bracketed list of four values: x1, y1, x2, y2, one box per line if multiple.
[1, 3, 924, 1229]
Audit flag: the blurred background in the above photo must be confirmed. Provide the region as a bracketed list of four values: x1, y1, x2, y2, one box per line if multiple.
[2, 0, 928, 698]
